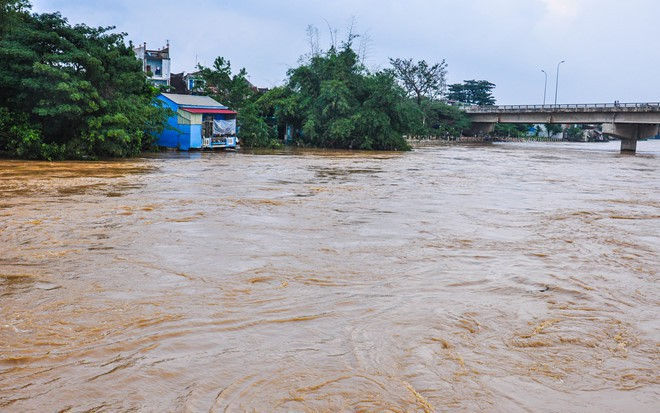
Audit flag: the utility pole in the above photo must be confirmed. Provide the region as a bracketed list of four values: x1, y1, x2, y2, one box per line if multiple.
[541, 69, 548, 105]
[554, 60, 565, 106]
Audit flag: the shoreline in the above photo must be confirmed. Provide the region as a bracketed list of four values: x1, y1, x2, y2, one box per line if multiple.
[0, 138, 640, 161]
[405, 136, 615, 147]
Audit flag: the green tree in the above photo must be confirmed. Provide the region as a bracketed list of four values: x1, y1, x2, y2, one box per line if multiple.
[387, 58, 450, 130]
[388, 58, 447, 105]
[197, 57, 255, 112]
[544, 123, 563, 138]
[0, 1, 169, 159]
[0, 0, 29, 31]
[279, 43, 412, 150]
[201, 31, 472, 148]
[425, 101, 471, 137]
[447, 80, 496, 106]
[564, 125, 584, 141]
[197, 57, 281, 148]
[237, 102, 278, 148]
[493, 123, 532, 138]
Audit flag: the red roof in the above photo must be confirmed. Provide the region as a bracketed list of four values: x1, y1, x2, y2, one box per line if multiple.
[182, 108, 237, 115]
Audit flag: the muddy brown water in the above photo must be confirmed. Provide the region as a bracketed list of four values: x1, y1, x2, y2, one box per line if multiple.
[1, 141, 659, 412]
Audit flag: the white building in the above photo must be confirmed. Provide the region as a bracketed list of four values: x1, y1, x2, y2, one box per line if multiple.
[133, 42, 171, 87]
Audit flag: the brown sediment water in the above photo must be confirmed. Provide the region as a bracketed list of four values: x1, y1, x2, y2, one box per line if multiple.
[0, 140, 658, 412]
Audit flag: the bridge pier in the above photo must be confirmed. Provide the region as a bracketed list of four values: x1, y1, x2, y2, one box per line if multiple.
[620, 139, 637, 153]
[467, 122, 495, 136]
[602, 123, 659, 154]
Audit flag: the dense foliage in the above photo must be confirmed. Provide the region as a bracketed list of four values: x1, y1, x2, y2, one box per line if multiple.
[385, 57, 472, 136]
[424, 101, 471, 137]
[544, 123, 563, 138]
[493, 123, 532, 138]
[202, 43, 422, 150]
[279, 44, 416, 150]
[197, 57, 279, 148]
[248, 44, 476, 147]
[564, 125, 584, 141]
[197, 57, 254, 113]
[257, 45, 471, 149]
[0, 0, 169, 159]
[388, 58, 447, 105]
[447, 80, 496, 106]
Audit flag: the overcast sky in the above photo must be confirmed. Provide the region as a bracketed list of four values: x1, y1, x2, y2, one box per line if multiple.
[31, 0, 660, 104]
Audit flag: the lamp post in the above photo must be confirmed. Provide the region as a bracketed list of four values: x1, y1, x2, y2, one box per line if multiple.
[541, 69, 548, 105]
[554, 60, 565, 106]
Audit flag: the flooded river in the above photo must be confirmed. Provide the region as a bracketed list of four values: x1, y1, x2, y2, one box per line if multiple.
[1, 141, 659, 412]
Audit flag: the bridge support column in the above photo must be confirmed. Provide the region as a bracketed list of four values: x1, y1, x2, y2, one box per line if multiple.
[620, 139, 637, 153]
[602, 123, 659, 154]
[468, 122, 495, 137]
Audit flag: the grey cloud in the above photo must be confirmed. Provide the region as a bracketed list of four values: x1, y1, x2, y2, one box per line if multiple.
[32, 0, 660, 104]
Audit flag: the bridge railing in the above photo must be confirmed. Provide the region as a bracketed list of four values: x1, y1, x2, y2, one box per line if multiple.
[463, 102, 660, 113]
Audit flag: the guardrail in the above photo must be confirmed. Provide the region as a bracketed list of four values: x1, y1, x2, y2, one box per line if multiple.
[463, 102, 660, 113]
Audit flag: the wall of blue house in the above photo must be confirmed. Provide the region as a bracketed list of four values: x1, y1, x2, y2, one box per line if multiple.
[159, 123, 187, 148]
[189, 124, 202, 149]
[156, 96, 184, 149]
[156, 95, 200, 150]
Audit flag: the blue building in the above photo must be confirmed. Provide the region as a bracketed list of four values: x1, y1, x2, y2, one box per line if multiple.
[184, 71, 204, 93]
[156, 93, 238, 150]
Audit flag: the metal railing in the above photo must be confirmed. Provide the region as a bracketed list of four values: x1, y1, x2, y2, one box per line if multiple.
[463, 102, 660, 113]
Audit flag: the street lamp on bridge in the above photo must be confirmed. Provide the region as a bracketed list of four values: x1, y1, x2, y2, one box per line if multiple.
[554, 60, 565, 106]
[541, 69, 548, 105]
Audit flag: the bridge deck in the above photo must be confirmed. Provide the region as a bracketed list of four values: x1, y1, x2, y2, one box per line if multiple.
[464, 102, 660, 114]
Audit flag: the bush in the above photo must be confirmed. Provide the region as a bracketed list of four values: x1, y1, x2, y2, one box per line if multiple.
[278, 45, 412, 150]
[238, 103, 280, 148]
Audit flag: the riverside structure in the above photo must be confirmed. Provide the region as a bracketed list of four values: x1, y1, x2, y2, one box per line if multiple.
[465, 102, 660, 153]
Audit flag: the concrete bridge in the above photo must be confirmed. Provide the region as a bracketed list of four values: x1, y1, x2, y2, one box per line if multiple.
[464, 102, 660, 153]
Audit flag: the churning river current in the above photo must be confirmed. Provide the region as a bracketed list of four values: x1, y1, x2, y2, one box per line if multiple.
[1, 141, 659, 412]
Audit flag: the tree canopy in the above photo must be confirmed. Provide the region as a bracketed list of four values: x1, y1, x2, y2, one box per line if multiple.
[493, 123, 532, 138]
[269, 43, 417, 150]
[388, 58, 447, 105]
[544, 123, 563, 138]
[0, 0, 169, 159]
[196, 57, 279, 148]
[197, 57, 255, 113]
[199, 42, 423, 151]
[202, 43, 476, 148]
[447, 80, 496, 106]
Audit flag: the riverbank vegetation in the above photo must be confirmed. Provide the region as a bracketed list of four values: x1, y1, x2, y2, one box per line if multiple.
[195, 57, 280, 149]
[197, 35, 484, 151]
[494, 123, 532, 138]
[256, 43, 419, 151]
[0, 0, 169, 160]
[1, 1, 496, 158]
[447, 80, 496, 106]
[197, 43, 428, 151]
